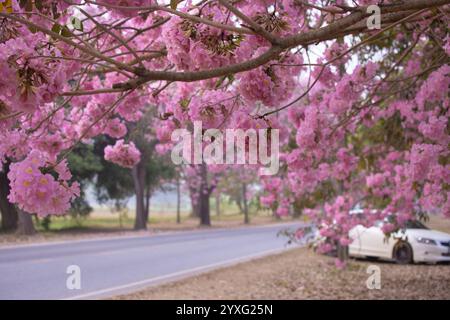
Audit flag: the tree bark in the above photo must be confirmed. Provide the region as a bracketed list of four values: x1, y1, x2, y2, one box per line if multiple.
[16, 210, 35, 235]
[0, 162, 18, 231]
[199, 191, 211, 226]
[189, 184, 200, 217]
[236, 198, 243, 214]
[337, 242, 349, 262]
[199, 163, 211, 226]
[132, 162, 147, 230]
[144, 186, 151, 223]
[242, 182, 249, 224]
[215, 192, 221, 216]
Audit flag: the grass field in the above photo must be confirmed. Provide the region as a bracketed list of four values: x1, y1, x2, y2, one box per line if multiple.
[0, 201, 287, 245]
[32, 204, 276, 230]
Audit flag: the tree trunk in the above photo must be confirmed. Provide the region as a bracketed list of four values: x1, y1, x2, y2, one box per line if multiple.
[236, 197, 243, 214]
[189, 184, 200, 217]
[273, 209, 281, 220]
[199, 163, 211, 226]
[242, 182, 249, 224]
[292, 199, 303, 218]
[16, 210, 35, 235]
[144, 186, 151, 223]
[337, 242, 349, 263]
[0, 162, 18, 231]
[176, 176, 181, 224]
[199, 191, 211, 226]
[215, 192, 221, 216]
[132, 163, 147, 230]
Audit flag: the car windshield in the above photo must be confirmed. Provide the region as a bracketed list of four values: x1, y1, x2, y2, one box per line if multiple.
[405, 220, 429, 229]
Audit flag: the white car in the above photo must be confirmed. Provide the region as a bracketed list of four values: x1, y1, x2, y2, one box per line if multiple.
[349, 220, 450, 264]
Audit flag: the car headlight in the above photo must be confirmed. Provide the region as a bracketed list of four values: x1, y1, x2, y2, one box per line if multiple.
[415, 237, 437, 245]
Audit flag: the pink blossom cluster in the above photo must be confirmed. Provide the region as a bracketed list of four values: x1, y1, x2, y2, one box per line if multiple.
[104, 140, 141, 168]
[238, 49, 301, 107]
[0, 32, 76, 113]
[7, 151, 80, 217]
[100, 0, 153, 17]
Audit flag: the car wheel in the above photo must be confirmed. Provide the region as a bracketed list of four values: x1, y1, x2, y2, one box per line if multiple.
[393, 241, 413, 264]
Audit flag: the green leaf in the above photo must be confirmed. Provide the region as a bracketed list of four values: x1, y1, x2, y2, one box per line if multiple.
[24, 0, 33, 12]
[61, 26, 73, 38]
[35, 0, 43, 12]
[180, 98, 190, 110]
[70, 17, 84, 31]
[19, 0, 28, 8]
[170, 0, 178, 10]
[214, 76, 227, 89]
[51, 23, 62, 35]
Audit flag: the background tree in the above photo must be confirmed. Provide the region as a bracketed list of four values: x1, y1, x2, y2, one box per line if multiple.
[216, 167, 258, 223]
[0, 161, 18, 231]
[67, 144, 103, 217]
[129, 111, 177, 229]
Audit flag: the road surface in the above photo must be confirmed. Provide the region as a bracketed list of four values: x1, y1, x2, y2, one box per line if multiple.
[0, 223, 301, 300]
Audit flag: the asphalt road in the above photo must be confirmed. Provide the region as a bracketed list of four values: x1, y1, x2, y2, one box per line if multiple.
[0, 223, 301, 300]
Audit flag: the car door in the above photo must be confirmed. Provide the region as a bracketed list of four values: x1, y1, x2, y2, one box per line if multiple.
[358, 221, 390, 257]
[349, 225, 364, 256]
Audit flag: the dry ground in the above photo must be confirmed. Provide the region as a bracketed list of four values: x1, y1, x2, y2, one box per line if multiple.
[115, 247, 450, 300]
[116, 215, 450, 300]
